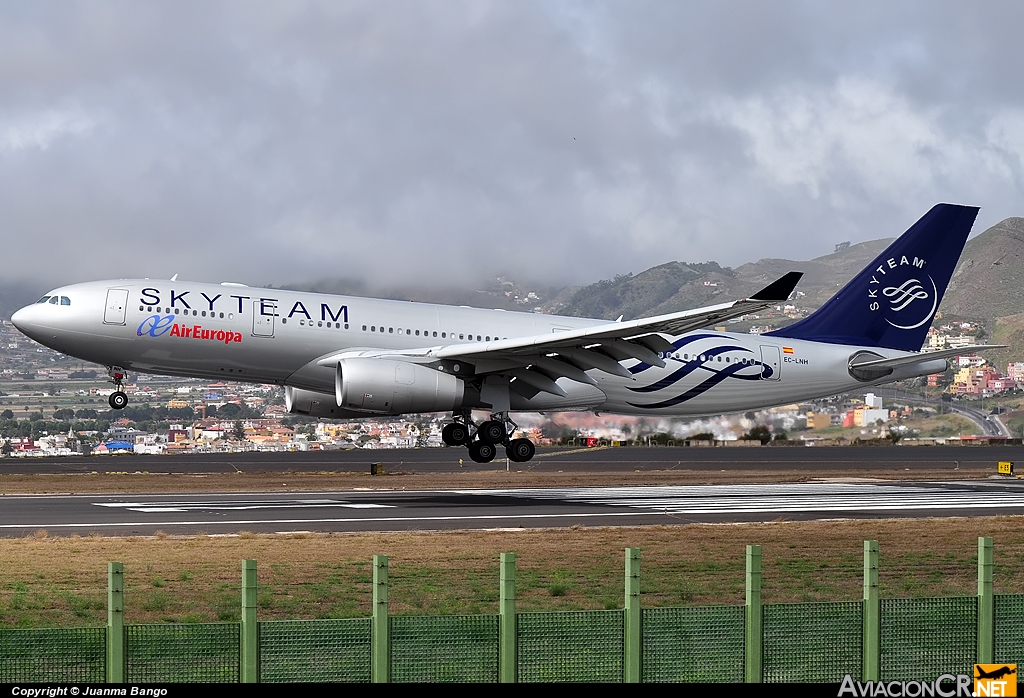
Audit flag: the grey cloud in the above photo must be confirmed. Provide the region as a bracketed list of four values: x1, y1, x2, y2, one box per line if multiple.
[0, 1, 1022, 296]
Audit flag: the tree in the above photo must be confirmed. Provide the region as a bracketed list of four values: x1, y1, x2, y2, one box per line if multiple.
[233, 420, 245, 441]
[1, 410, 12, 419]
[742, 426, 772, 445]
[218, 402, 242, 419]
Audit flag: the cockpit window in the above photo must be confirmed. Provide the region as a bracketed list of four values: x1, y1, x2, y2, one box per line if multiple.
[48, 296, 58, 304]
[36, 296, 50, 304]
[60, 296, 70, 305]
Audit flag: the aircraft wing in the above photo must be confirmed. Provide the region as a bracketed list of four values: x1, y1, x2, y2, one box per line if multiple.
[318, 272, 802, 394]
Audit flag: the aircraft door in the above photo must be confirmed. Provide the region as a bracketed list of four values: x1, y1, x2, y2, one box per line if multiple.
[252, 301, 276, 337]
[103, 289, 129, 325]
[759, 345, 781, 381]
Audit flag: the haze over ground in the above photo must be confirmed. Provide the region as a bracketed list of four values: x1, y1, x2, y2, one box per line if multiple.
[2, 2, 1023, 294]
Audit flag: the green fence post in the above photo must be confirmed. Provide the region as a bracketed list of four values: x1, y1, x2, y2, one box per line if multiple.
[372, 554, 389, 683]
[978, 536, 994, 664]
[624, 547, 641, 683]
[863, 540, 880, 682]
[241, 559, 258, 683]
[745, 545, 762, 683]
[499, 552, 517, 683]
[107, 562, 125, 683]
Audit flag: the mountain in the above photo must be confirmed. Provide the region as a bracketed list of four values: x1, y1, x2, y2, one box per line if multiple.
[555, 239, 892, 321]
[552, 217, 1024, 362]
[942, 217, 1024, 320]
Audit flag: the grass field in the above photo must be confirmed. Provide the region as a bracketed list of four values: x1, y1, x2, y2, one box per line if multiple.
[2, 516, 1023, 628]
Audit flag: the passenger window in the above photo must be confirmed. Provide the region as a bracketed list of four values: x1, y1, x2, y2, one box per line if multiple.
[219, 312, 224, 318]
[201, 311, 207, 317]
[433, 332, 438, 337]
[459, 334, 464, 340]
[371, 326, 375, 332]
[282, 318, 288, 324]
[389, 327, 393, 333]
[406, 329, 411, 335]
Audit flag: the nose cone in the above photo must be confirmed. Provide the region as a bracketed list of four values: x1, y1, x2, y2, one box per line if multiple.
[11, 304, 32, 333]
[11, 303, 45, 343]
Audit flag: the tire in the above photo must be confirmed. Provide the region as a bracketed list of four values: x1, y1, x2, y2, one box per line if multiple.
[442, 423, 469, 446]
[108, 391, 128, 410]
[468, 440, 497, 463]
[477, 420, 506, 444]
[505, 438, 536, 463]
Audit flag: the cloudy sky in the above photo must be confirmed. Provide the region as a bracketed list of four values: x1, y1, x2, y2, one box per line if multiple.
[3, 1, 1024, 292]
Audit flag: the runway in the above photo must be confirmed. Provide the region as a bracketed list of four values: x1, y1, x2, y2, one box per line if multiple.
[6, 479, 1024, 536]
[2, 444, 1022, 475]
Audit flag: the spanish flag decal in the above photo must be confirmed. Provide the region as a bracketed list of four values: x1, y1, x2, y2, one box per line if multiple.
[783, 347, 794, 354]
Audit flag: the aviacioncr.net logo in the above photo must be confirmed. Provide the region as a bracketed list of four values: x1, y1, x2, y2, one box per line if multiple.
[137, 315, 175, 337]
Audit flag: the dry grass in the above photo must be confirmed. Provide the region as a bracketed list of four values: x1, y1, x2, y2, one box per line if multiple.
[0, 466, 994, 496]
[2, 517, 1024, 628]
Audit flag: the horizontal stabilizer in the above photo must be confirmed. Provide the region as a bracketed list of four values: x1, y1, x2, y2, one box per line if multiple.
[750, 272, 803, 302]
[849, 345, 1006, 371]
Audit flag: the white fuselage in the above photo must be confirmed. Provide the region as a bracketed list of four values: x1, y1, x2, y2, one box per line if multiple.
[12, 279, 944, 417]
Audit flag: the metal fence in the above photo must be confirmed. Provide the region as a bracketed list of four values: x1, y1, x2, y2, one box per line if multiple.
[0, 539, 1011, 683]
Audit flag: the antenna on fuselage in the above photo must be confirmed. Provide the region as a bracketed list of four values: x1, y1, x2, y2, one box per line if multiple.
[170, 274, 178, 281]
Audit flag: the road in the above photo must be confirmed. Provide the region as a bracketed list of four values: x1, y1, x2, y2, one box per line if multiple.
[875, 387, 1011, 437]
[5, 479, 1024, 536]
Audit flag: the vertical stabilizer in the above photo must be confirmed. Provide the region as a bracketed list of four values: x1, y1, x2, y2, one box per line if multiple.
[767, 204, 979, 351]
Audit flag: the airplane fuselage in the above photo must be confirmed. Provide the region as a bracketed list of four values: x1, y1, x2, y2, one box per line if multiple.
[12, 279, 944, 418]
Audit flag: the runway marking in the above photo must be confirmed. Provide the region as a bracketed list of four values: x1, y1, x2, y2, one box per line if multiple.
[93, 499, 394, 513]
[0, 511, 662, 530]
[457, 483, 1024, 515]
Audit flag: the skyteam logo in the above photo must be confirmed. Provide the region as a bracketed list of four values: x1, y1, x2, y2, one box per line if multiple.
[866, 254, 938, 331]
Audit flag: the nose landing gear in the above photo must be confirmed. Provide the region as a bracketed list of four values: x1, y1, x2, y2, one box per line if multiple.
[107, 366, 128, 410]
[443, 411, 536, 463]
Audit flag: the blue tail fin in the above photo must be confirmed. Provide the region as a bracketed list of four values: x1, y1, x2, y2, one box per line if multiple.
[767, 203, 978, 352]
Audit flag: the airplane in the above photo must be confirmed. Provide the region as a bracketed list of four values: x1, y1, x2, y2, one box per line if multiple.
[11, 203, 1000, 463]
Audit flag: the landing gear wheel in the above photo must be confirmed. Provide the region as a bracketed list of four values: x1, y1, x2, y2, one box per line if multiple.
[505, 438, 536, 463]
[468, 440, 497, 463]
[442, 423, 470, 446]
[477, 420, 506, 444]
[108, 391, 128, 410]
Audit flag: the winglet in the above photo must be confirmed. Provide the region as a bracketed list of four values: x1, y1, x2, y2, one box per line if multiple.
[749, 272, 803, 302]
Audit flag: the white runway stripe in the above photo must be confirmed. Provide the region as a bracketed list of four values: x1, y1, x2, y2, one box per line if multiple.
[458, 483, 1024, 515]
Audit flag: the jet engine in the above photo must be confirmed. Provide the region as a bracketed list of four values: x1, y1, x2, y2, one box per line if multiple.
[335, 358, 465, 415]
[285, 387, 369, 419]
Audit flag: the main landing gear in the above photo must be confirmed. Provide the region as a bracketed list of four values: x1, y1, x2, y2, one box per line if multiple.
[107, 366, 128, 410]
[442, 411, 536, 463]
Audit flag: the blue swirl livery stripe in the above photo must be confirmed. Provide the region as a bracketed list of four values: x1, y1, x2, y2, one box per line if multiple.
[628, 333, 729, 374]
[627, 361, 761, 409]
[628, 345, 750, 393]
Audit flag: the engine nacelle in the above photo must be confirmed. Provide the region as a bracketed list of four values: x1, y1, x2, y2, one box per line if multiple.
[335, 358, 465, 415]
[285, 387, 370, 419]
